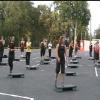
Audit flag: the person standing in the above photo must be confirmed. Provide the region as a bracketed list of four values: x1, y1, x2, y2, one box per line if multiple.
[43, 39, 47, 57]
[89, 43, 93, 57]
[26, 37, 32, 67]
[0, 36, 4, 63]
[8, 38, 15, 73]
[40, 39, 45, 61]
[55, 36, 67, 87]
[69, 41, 74, 57]
[20, 38, 25, 57]
[94, 41, 99, 63]
[74, 42, 79, 56]
[48, 41, 52, 58]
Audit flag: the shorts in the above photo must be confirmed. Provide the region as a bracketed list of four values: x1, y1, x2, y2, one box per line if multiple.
[94, 52, 99, 60]
[56, 59, 65, 74]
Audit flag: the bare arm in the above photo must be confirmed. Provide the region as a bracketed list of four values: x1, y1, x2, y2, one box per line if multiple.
[55, 44, 59, 59]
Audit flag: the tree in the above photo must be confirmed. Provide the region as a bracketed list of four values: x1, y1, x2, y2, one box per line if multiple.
[54, 1, 91, 48]
[95, 26, 100, 39]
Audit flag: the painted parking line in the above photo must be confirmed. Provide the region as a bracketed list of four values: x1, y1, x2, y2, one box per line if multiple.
[0, 92, 34, 100]
[95, 67, 98, 78]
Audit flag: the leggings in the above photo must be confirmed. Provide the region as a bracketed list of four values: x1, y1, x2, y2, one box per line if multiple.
[0, 51, 3, 63]
[48, 49, 51, 57]
[56, 59, 65, 74]
[40, 49, 45, 57]
[8, 55, 14, 72]
[26, 52, 31, 65]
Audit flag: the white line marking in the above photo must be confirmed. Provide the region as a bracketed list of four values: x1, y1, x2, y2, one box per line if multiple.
[0, 92, 34, 100]
[95, 67, 98, 78]
[32, 57, 39, 60]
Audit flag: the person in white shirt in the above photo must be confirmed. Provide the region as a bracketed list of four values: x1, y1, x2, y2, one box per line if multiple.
[26, 37, 32, 67]
[48, 41, 52, 58]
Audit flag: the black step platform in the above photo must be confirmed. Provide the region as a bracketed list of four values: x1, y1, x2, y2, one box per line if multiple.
[8, 73, 24, 78]
[65, 72, 77, 76]
[0, 63, 8, 66]
[68, 64, 79, 68]
[88, 57, 94, 60]
[50, 57, 56, 59]
[55, 85, 77, 92]
[26, 66, 39, 70]
[72, 58, 77, 61]
[20, 59, 26, 62]
[74, 56, 81, 59]
[3, 55, 8, 58]
[40, 60, 50, 65]
[44, 58, 50, 61]
[95, 63, 100, 67]
[14, 59, 20, 61]
[20, 56, 26, 59]
[70, 60, 79, 64]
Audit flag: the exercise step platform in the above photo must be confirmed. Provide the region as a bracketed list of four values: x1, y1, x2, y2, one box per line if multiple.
[50, 56, 56, 59]
[8, 73, 24, 78]
[70, 60, 79, 64]
[65, 72, 77, 76]
[44, 58, 50, 61]
[88, 57, 94, 60]
[20, 59, 26, 62]
[55, 85, 77, 92]
[26, 66, 39, 70]
[74, 56, 81, 59]
[71, 58, 77, 61]
[3, 55, 8, 58]
[95, 63, 100, 67]
[14, 59, 20, 61]
[40, 60, 50, 65]
[20, 56, 26, 59]
[68, 64, 79, 68]
[0, 63, 8, 66]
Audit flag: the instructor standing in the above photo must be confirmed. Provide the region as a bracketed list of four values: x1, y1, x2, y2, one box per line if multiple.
[55, 36, 67, 87]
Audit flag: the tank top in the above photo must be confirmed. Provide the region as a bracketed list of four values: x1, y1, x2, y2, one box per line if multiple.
[58, 45, 65, 59]
[9, 42, 15, 55]
[94, 44, 99, 53]
[26, 42, 31, 52]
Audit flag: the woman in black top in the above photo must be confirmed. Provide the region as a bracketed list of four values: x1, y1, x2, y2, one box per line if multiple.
[0, 40, 4, 63]
[69, 41, 74, 57]
[89, 43, 92, 57]
[55, 36, 67, 87]
[40, 40, 45, 61]
[8, 40, 15, 73]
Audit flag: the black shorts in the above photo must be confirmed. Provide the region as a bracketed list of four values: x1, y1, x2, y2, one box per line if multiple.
[56, 59, 65, 74]
[40, 49, 45, 57]
[94, 52, 99, 60]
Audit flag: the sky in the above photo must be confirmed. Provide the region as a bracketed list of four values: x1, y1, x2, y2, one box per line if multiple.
[32, 1, 100, 35]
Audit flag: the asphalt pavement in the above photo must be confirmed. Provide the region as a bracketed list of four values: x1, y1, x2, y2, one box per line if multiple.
[0, 49, 99, 100]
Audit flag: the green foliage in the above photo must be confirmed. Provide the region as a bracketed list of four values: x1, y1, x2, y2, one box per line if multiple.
[0, 1, 91, 47]
[95, 26, 100, 39]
